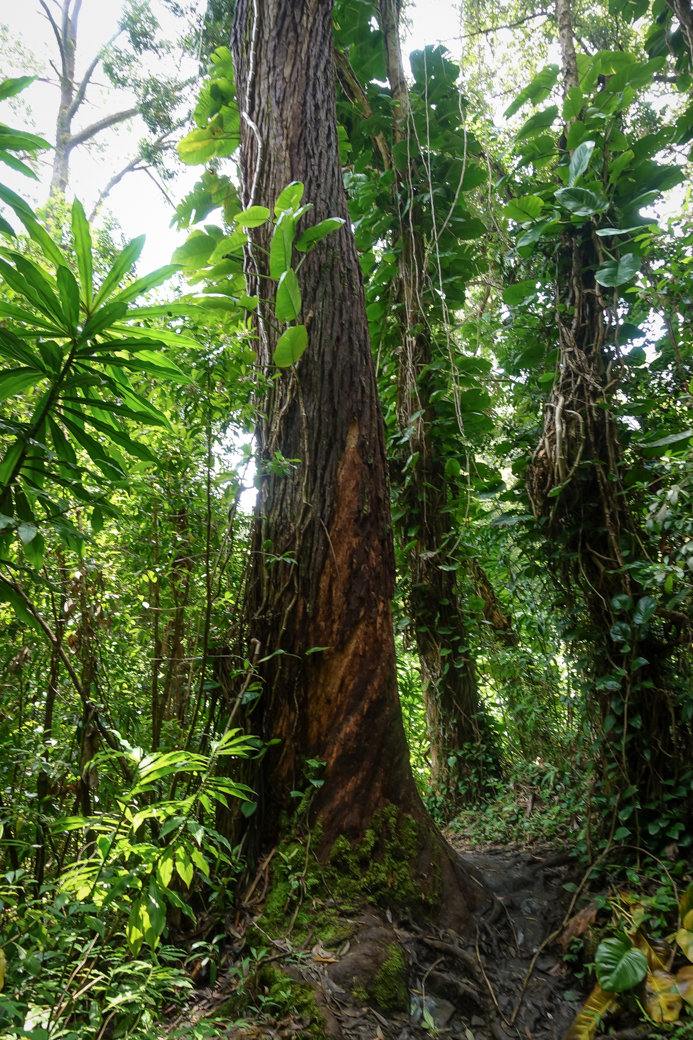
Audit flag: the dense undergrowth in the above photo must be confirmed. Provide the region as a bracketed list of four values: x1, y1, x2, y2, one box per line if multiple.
[3, 0, 693, 1032]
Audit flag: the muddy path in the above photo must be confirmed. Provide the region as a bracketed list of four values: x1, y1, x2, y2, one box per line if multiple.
[169, 839, 589, 1040]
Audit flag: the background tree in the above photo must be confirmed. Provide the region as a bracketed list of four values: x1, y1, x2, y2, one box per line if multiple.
[492, 0, 693, 844]
[334, 0, 504, 807]
[4, 0, 211, 214]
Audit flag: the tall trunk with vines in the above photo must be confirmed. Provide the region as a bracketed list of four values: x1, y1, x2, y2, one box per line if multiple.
[526, 0, 693, 846]
[338, 0, 502, 807]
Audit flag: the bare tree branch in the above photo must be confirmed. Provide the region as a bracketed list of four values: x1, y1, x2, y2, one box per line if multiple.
[88, 132, 175, 219]
[66, 106, 138, 151]
[335, 49, 392, 171]
[61, 0, 71, 60]
[458, 10, 552, 39]
[67, 51, 103, 121]
[38, 0, 66, 77]
[144, 165, 177, 210]
[68, 30, 122, 121]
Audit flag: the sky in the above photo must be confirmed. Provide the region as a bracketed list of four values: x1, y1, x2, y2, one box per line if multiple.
[0, 0, 464, 270]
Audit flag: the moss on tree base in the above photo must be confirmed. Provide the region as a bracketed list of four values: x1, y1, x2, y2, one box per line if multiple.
[327, 803, 442, 916]
[254, 802, 444, 949]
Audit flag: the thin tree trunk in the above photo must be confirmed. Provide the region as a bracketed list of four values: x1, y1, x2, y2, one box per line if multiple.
[378, 0, 499, 802]
[664, 0, 693, 67]
[43, 0, 136, 198]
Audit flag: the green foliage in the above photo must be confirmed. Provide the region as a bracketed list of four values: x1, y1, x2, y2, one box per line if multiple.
[175, 52, 344, 371]
[0, 734, 255, 1039]
[0, 80, 261, 1038]
[595, 936, 648, 992]
[3, 0, 693, 1028]
[0, 167, 189, 567]
[450, 759, 587, 847]
[566, 877, 693, 1036]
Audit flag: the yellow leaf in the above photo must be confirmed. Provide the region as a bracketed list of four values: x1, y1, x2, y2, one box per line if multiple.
[679, 881, 693, 924]
[677, 965, 693, 1006]
[645, 969, 682, 1023]
[676, 928, 693, 963]
[564, 983, 618, 1040]
[683, 909, 693, 931]
[634, 931, 672, 972]
[0, 949, 6, 991]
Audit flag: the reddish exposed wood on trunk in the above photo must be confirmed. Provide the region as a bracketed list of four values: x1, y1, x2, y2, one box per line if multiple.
[231, 0, 486, 925]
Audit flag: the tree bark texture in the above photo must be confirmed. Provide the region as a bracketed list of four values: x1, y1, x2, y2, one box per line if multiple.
[232, 0, 418, 845]
[230, 0, 487, 926]
[555, 0, 579, 94]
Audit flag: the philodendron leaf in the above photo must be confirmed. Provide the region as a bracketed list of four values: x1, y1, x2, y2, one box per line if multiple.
[274, 181, 304, 215]
[269, 212, 296, 279]
[645, 969, 682, 1024]
[275, 268, 301, 322]
[569, 140, 596, 185]
[172, 231, 217, 268]
[555, 186, 608, 216]
[295, 217, 345, 252]
[236, 205, 270, 227]
[504, 64, 559, 117]
[273, 324, 307, 367]
[503, 195, 544, 222]
[633, 595, 656, 626]
[595, 253, 640, 287]
[595, 936, 648, 992]
[564, 983, 618, 1040]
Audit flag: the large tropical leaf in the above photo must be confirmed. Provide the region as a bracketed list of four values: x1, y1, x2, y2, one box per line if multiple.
[595, 936, 648, 992]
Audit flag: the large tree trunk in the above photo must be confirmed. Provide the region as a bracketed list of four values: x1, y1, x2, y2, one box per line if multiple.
[230, 0, 485, 925]
[332, 1, 499, 806]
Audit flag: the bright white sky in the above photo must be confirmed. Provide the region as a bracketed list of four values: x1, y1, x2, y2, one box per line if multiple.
[0, 0, 462, 269]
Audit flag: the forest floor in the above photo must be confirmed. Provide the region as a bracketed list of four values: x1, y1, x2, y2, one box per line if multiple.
[167, 834, 594, 1040]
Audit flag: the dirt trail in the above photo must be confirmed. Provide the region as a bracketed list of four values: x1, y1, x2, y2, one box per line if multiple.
[171, 840, 588, 1040]
[449, 838, 584, 1038]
